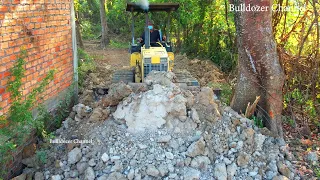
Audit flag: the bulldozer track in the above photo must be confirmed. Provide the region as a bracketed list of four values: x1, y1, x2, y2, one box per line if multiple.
[112, 70, 134, 83]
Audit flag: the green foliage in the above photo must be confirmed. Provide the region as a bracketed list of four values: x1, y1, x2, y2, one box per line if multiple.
[207, 82, 233, 105]
[78, 48, 96, 87]
[0, 49, 55, 176]
[282, 116, 296, 127]
[283, 79, 320, 128]
[80, 20, 101, 39]
[109, 40, 129, 49]
[53, 83, 75, 127]
[250, 115, 264, 128]
[36, 150, 47, 164]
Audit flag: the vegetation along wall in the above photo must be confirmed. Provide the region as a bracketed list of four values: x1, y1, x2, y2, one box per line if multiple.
[0, 0, 74, 117]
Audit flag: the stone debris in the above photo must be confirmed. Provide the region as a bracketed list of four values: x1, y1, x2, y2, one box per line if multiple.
[101, 82, 132, 107]
[67, 147, 82, 164]
[14, 72, 301, 180]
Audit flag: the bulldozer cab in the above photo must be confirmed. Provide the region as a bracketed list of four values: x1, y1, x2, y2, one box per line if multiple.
[126, 2, 179, 51]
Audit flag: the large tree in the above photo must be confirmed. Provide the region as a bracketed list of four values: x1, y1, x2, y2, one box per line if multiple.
[230, 0, 285, 137]
[99, 0, 109, 47]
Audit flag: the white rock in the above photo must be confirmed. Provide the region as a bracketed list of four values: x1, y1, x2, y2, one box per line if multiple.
[186, 137, 205, 157]
[183, 167, 201, 180]
[138, 144, 148, 149]
[227, 163, 237, 178]
[254, 133, 266, 151]
[165, 152, 174, 160]
[157, 135, 172, 143]
[68, 148, 82, 164]
[110, 156, 121, 162]
[84, 167, 95, 180]
[127, 169, 135, 180]
[191, 108, 200, 123]
[190, 156, 211, 170]
[146, 165, 160, 177]
[214, 163, 227, 180]
[88, 159, 96, 167]
[101, 153, 109, 162]
[51, 175, 62, 180]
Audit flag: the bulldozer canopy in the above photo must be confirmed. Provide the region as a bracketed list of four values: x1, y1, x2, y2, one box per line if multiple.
[126, 3, 179, 12]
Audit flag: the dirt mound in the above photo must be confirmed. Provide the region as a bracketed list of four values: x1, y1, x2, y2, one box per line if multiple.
[174, 54, 226, 86]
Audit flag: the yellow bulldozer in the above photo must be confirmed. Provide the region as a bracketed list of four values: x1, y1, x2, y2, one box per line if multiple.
[112, 2, 199, 87]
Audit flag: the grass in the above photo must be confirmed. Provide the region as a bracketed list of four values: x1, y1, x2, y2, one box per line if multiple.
[109, 40, 129, 49]
[207, 82, 233, 105]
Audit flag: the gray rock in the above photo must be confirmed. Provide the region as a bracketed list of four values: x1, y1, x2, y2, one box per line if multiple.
[165, 152, 174, 160]
[183, 167, 201, 180]
[97, 175, 108, 180]
[110, 156, 121, 162]
[223, 158, 232, 165]
[272, 175, 289, 180]
[227, 163, 237, 179]
[51, 175, 62, 180]
[158, 164, 169, 177]
[69, 170, 79, 178]
[249, 171, 258, 177]
[277, 162, 291, 178]
[107, 172, 127, 180]
[146, 165, 160, 177]
[214, 163, 227, 180]
[138, 144, 148, 149]
[111, 161, 123, 172]
[35, 172, 44, 180]
[191, 108, 200, 123]
[306, 151, 318, 162]
[237, 152, 250, 167]
[157, 135, 172, 143]
[127, 169, 135, 180]
[184, 157, 192, 166]
[186, 137, 205, 157]
[127, 149, 137, 159]
[21, 157, 38, 168]
[84, 167, 95, 180]
[266, 171, 277, 179]
[268, 160, 278, 172]
[76, 162, 89, 174]
[190, 156, 211, 170]
[88, 159, 96, 167]
[12, 174, 27, 180]
[68, 148, 82, 164]
[254, 133, 266, 151]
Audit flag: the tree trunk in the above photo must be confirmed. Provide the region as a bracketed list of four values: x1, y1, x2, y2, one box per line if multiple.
[75, 11, 84, 49]
[99, 0, 109, 47]
[230, 0, 285, 137]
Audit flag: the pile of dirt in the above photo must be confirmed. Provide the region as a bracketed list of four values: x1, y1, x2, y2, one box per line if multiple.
[174, 54, 226, 86]
[14, 72, 305, 180]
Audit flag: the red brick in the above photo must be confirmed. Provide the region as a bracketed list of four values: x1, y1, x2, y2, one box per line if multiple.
[2, 92, 10, 100]
[3, 71, 10, 78]
[0, 88, 5, 94]
[0, 5, 8, 12]
[9, 54, 16, 61]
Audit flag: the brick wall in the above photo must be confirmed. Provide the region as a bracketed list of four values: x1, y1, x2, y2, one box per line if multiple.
[0, 0, 74, 117]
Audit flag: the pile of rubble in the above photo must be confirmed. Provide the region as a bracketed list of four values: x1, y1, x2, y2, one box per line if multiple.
[15, 72, 307, 180]
[174, 54, 226, 86]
